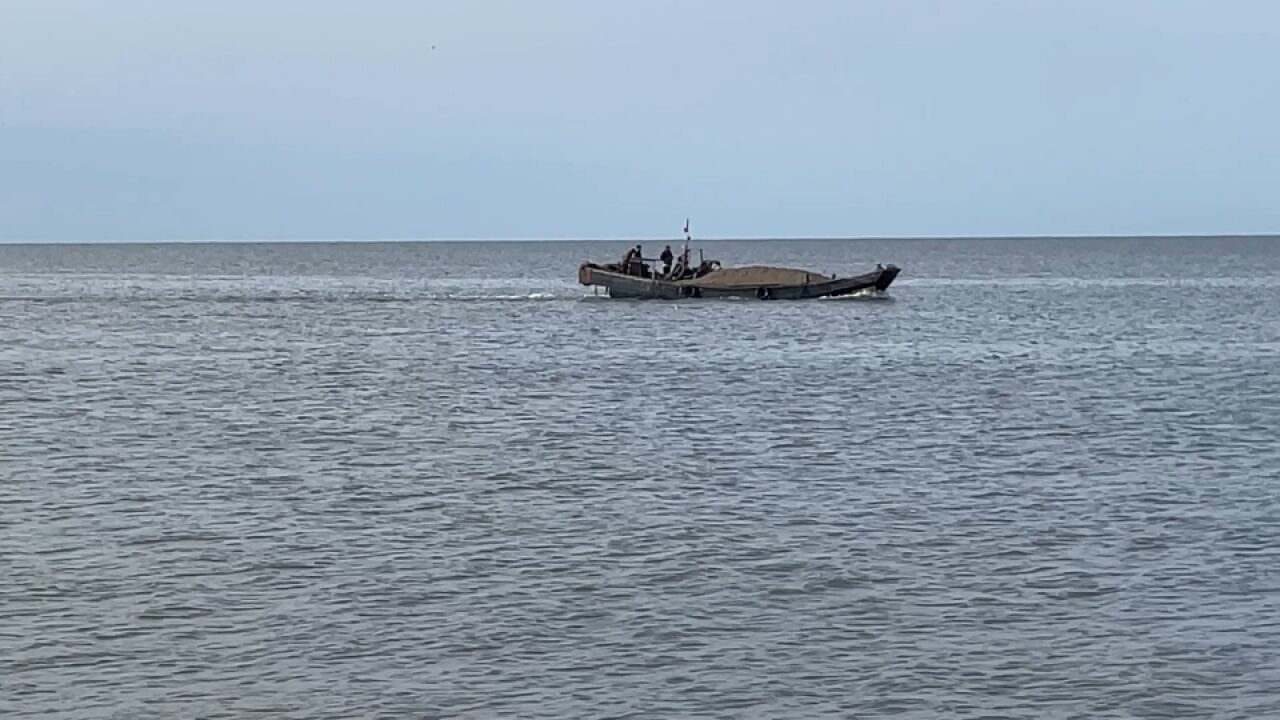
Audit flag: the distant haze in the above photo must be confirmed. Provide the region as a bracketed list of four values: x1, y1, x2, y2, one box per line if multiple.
[2, 1, 1279, 242]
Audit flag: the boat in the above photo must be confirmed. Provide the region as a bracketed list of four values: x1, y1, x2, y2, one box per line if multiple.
[578, 222, 900, 300]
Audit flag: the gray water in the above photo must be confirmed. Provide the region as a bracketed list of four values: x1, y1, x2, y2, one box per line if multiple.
[2, 237, 1279, 719]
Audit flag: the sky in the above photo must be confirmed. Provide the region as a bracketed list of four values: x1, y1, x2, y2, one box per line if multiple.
[2, 0, 1279, 241]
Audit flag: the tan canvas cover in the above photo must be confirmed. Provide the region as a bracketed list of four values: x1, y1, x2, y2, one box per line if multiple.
[679, 266, 832, 289]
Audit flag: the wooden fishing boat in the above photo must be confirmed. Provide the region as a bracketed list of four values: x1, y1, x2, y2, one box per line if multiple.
[578, 261, 899, 299]
[578, 223, 900, 299]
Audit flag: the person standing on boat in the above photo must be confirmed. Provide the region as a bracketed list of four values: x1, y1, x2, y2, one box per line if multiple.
[621, 245, 639, 275]
[660, 245, 674, 277]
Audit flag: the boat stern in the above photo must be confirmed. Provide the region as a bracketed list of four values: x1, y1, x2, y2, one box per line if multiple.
[578, 262, 600, 286]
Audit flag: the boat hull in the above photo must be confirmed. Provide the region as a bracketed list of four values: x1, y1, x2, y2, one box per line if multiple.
[578, 264, 900, 300]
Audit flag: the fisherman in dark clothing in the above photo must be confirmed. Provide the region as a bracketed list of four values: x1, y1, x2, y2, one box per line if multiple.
[660, 245, 674, 277]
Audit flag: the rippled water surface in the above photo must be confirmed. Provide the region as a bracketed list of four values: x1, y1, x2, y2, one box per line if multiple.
[3, 237, 1279, 719]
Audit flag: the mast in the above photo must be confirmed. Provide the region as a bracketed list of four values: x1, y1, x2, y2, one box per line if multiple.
[682, 218, 691, 267]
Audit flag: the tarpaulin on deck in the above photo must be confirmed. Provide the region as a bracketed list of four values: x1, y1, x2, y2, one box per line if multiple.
[680, 266, 833, 289]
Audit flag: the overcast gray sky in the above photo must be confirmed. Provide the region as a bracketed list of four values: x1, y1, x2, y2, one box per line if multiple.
[2, 0, 1278, 241]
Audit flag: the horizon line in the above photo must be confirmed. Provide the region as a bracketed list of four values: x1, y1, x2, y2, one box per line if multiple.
[2, 232, 1279, 246]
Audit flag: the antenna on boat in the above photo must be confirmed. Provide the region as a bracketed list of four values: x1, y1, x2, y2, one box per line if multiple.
[682, 218, 691, 267]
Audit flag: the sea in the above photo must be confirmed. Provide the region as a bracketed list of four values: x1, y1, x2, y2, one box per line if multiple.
[2, 236, 1278, 719]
